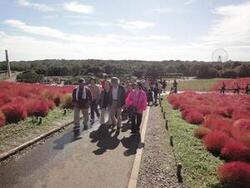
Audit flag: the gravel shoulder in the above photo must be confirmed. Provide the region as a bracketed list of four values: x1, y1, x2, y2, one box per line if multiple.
[137, 105, 184, 188]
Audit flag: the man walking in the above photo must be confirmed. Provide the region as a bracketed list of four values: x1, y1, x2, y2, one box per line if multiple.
[72, 78, 92, 131]
[110, 77, 126, 130]
[89, 77, 101, 124]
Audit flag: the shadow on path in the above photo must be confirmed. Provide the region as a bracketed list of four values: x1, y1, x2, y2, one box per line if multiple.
[53, 131, 82, 150]
[90, 124, 120, 155]
[121, 134, 144, 156]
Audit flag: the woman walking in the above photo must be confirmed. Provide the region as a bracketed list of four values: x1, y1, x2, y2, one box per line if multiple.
[89, 77, 101, 124]
[99, 80, 112, 125]
[126, 82, 147, 134]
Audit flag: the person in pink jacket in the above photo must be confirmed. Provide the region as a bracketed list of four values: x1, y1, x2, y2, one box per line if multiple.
[126, 82, 147, 134]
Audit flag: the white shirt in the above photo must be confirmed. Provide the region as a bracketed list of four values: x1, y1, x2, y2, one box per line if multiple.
[112, 86, 119, 100]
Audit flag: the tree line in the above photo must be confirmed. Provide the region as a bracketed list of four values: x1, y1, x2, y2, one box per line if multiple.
[0, 59, 250, 83]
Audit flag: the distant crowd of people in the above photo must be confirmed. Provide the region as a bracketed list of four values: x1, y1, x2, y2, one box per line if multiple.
[220, 81, 250, 95]
[72, 76, 178, 134]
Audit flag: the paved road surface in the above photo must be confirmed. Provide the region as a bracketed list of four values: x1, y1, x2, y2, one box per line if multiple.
[0, 116, 143, 188]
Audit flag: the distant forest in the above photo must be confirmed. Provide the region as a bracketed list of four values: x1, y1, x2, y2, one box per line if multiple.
[1, 59, 250, 81]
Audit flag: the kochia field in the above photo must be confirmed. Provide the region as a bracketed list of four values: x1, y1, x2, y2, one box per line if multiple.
[168, 92, 250, 187]
[0, 81, 74, 127]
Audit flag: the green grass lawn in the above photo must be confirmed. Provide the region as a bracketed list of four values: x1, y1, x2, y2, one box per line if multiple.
[0, 108, 73, 154]
[178, 78, 226, 92]
[0, 73, 7, 80]
[162, 97, 223, 188]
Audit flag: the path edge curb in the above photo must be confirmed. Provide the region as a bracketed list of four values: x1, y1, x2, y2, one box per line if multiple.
[127, 107, 150, 188]
[0, 119, 74, 162]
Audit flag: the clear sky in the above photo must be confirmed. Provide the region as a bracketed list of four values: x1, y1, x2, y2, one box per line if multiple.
[0, 0, 250, 61]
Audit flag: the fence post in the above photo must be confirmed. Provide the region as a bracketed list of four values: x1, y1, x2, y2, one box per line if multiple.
[170, 135, 173, 146]
[5, 50, 12, 78]
[177, 163, 183, 183]
[165, 119, 168, 130]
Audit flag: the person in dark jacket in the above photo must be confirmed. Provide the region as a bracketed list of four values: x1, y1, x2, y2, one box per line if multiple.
[234, 82, 240, 94]
[220, 82, 226, 94]
[245, 84, 249, 95]
[173, 79, 178, 93]
[99, 80, 112, 125]
[89, 77, 101, 124]
[72, 78, 92, 130]
[162, 80, 167, 93]
[110, 77, 126, 130]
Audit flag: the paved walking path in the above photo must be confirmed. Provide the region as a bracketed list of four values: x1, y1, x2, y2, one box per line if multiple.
[137, 106, 183, 188]
[0, 114, 147, 188]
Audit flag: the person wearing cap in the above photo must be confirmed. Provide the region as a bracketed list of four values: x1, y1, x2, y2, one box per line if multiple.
[89, 77, 101, 123]
[125, 82, 147, 134]
[72, 78, 92, 130]
[110, 77, 126, 130]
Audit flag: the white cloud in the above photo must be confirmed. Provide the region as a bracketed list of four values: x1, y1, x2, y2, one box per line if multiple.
[3, 19, 170, 44]
[63, 1, 94, 14]
[184, 0, 196, 5]
[152, 8, 174, 14]
[1, 31, 249, 61]
[0, 32, 201, 61]
[118, 20, 155, 30]
[2, 17, 249, 61]
[201, 1, 250, 47]
[69, 20, 111, 27]
[4, 19, 65, 39]
[18, 0, 54, 12]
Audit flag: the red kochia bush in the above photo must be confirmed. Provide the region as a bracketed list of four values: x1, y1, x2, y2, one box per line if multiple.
[26, 99, 50, 117]
[232, 119, 250, 131]
[218, 162, 250, 188]
[54, 96, 61, 106]
[33, 100, 49, 117]
[1, 103, 27, 123]
[232, 109, 250, 120]
[203, 114, 232, 136]
[194, 126, 211, 139]
[185, 111, 204, 125]
[46, 100, 55, 110]
[221, 140, 250, 162]
[231, 119, 250, 147]
[0, 93, 11, 106]
[0, 111, 6, 127]
[203, 131, 231, 154]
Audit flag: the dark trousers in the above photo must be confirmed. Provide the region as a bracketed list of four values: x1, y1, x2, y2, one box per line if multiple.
[90, 100, 100, 120]
[153, 91, 158, 104]
[131, 113, 143, 132]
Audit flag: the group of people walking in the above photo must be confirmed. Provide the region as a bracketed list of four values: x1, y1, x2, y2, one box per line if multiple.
[220, 81, 250, 94]
[72, 77, 156, 134]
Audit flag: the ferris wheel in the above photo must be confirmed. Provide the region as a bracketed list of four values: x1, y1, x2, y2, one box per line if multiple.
[212, 48, 229, 63]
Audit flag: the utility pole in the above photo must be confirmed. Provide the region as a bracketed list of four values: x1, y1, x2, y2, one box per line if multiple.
[5, 50, 11, 78]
